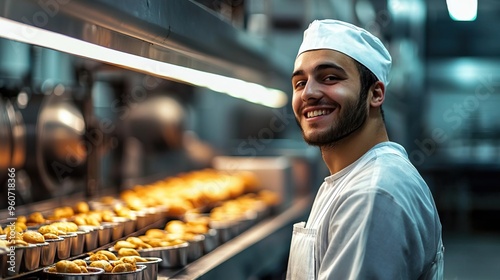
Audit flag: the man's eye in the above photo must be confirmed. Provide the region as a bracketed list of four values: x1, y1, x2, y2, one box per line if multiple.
[294, 80, 306, 89]
[324, 75, 338, 81]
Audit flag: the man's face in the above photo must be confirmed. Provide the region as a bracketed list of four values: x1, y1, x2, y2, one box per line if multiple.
[291, 49, 368, 147]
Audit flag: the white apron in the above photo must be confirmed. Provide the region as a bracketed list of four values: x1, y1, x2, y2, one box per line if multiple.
[286, 151, 370, 280]
[286, 147, 444, 280]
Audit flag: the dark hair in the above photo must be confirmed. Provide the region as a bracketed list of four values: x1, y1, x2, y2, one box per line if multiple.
[354, 62, 385, 121]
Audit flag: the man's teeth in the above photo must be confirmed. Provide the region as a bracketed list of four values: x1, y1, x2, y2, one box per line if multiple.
[307, 109, 330, 118]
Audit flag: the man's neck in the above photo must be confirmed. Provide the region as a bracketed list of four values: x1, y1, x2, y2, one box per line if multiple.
[321, 117, 388, 174]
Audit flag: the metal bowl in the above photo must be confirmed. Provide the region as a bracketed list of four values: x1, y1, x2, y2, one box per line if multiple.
[41, 237, 64, 266]
[99, 264, 146, 280]
[135, 242, 189, 268]
[135, 257, 162, 280]
[43, 266, 104, 280]
[57, 233, 78, 260]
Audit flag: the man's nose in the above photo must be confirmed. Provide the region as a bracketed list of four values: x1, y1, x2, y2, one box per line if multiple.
[302, 79, 322, 102]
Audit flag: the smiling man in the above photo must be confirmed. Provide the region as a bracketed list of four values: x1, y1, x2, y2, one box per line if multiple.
[286, 20, 444, 280]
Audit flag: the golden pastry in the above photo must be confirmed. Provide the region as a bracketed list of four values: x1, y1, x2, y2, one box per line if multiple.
[27, 212, 45, 224]
[94, 250, 117, 261]
[17, 222, 27, 231]
[114, 240, 136, 250]
[5, 230, 23, 241]
[23, 231, 45, 243]
[186, 223, 208, 234]
[120, 256, 149, 263]
[111, 263, 136, 273]
[88, 253, 109, 261]
[4, 222, 26, 238]
[73, 215, 87, 226]
[52, 206, 74, 219]
[51, 221, 78, 233]
[55, 260, 82, 273]
[125, 237, 150, 249]
[72, 259, 87, 268]
[144, 229, 166, 239]
[75, 201, 90, 214]
[117, 248, 140, 257]
[147, 239, 169, 248]
[0, 239, 9, 248]
[165, 220, 186, 233]
[8, 239, 29, 247]
[89, 260, 113, 272]
[43, 233, 60, 240]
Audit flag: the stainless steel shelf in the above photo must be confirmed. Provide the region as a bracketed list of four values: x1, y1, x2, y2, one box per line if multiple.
[159, 196, 311, 280]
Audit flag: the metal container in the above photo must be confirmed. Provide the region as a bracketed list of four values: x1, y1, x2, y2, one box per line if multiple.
[149, 206, 166, 223]
[255, 203, 271, 222]
[110, 219, 125, 241]
[210, 220, 237, 244]
[187, 234, 205, 262]
[98, 223, 114, 247]
[71, 231, 88, 256]
[43, 266, 104, 280]
[41, 237, 64, 266]
[136, 257, 162, 280]
[138, 242, 188, 268]
[134, 212, 149, 230]
[121, 219, 136, 237]
[99, 264, 146, 280]
[237, 211, 258, 233]
[1, 245, 26, 277]
[203, 229, 219, 253]
[23, 242, 47, 271]
[79, 226, 99, 252]
[57, 233, 77, 260]
[154, 205, 168, 220]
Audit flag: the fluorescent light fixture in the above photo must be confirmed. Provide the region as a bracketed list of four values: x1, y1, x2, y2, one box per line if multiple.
[388, 0, 426, 22]
[0, 17, 288, 108]
[446, 0, 477, 21]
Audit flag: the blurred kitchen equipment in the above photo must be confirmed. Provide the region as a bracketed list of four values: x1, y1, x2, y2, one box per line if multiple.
[20, 85, 87, 202]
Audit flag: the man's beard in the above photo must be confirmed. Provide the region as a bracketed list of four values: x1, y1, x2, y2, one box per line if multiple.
[296, 92, 368, 148]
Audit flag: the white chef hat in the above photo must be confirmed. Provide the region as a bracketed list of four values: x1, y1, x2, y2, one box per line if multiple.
[297, 19, 392, 86]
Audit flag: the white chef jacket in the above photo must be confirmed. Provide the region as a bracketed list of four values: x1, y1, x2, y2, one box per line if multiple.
[287, 142, 444, 280]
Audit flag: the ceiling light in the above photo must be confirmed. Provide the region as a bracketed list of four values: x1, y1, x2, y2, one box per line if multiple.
[0, 17, 288, 108]
[446, 0, 477, 21]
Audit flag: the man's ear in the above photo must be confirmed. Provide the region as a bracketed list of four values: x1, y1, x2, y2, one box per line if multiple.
[369, 81, 385, 108]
